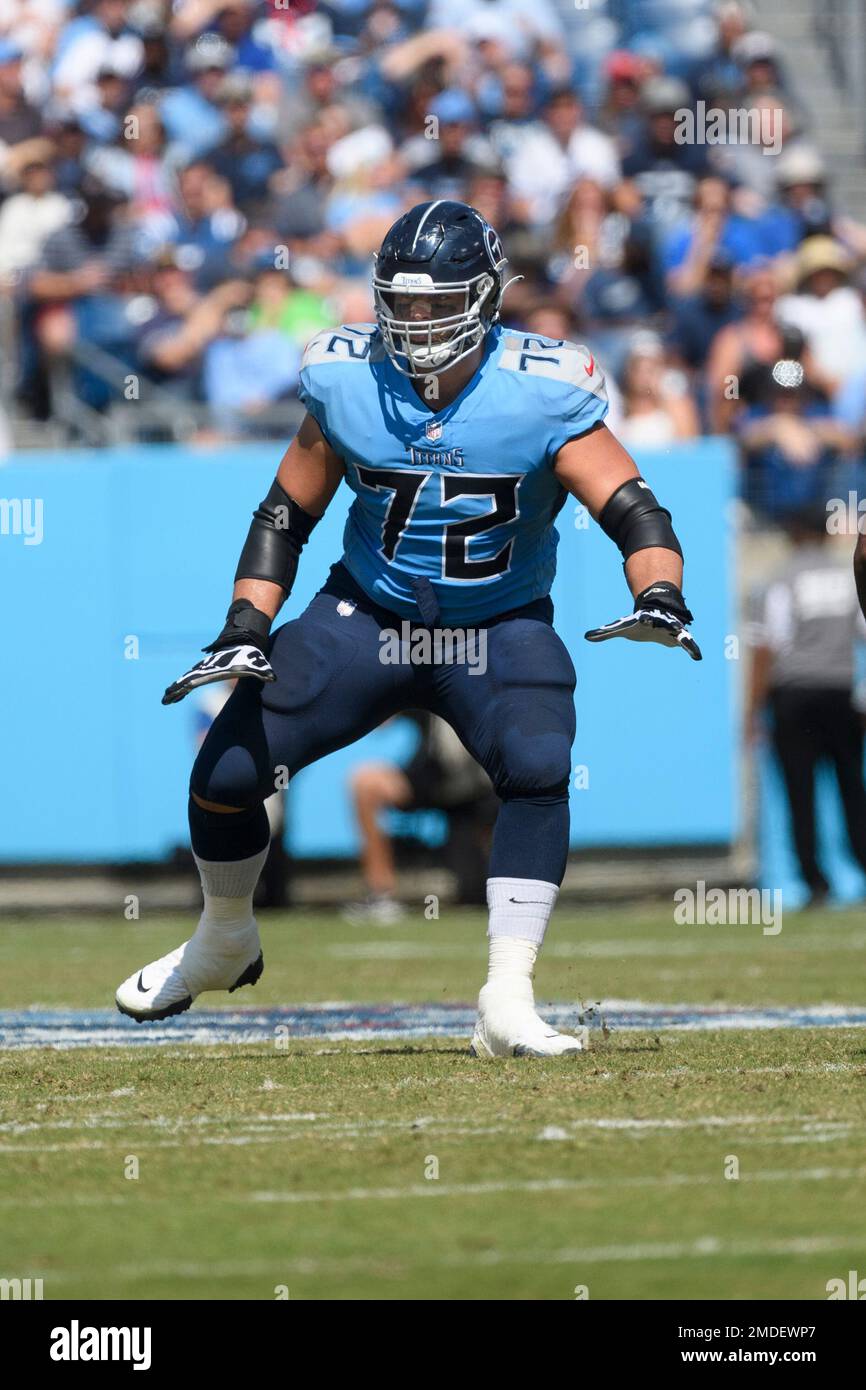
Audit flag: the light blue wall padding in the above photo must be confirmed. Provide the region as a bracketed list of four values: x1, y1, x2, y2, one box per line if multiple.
[0, 437, 738, 861]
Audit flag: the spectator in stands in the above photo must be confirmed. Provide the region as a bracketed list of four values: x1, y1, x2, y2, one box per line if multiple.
[246, 260, 331, 351]
[86, 101, 174, 237]
[366, 24, 461, 133]
[549, 178, 660, 377]
[463, 166, 517, 243]
[404, 88, 493, 200]
[0, 37, 42, 164]
[668, 250, 742, 390]
[544, 86, 621, 190]
[0, 146, 70, 277]
[159, 36, 233, 162]
[48, 116, 89, 197]
[705, 262, 812, 434]
[664, 176, 767, 298]
[133, 4, 177, 93]
[28, 175, 139, 408]
[495, 84, 621, 229]
[621, 76, 712, 244]
[79, 62, 132, 144]
[768, 145, 866, 263]
[136, 255, 249, 398]
[486, 61, 563, 225]
[29, 175, 136, 320]
[616, 331, 699, 448]
[322, 123, 405, 270]
[268, 114, 347, 270]
[732, 29, 786, 101]
[207, 0, 277, 78]
[161, 159, 247, 288]
[547, 177, 638, 306]
[738, 374, 855, 521]
[596, 49, 646, 151]
[777, 236, 866, 391]
[52, 0, 144, 114]
[281, 44, 375, 143]
[203, 287, 302, 435]
[747, 506, 866, 906]
[692, 1, 751, 106]
[206, 72, 283, 215]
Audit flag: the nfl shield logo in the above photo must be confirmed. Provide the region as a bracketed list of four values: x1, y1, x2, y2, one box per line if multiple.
[425, 420, 443, 443]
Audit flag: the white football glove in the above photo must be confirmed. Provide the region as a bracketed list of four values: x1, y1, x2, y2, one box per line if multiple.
[585, 582, 702, 662]
[162, 600, 276, 705]
[162, 644, 276, 705]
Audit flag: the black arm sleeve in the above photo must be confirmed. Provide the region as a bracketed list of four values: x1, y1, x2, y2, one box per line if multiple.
[234, 478, 321, 594]
[597, 478, 683, 563]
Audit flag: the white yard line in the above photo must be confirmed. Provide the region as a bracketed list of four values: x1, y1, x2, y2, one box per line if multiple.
[4, 1166, 865, 1210]
[27, 1233, 863, 1286]
[248, 1166, 866, 1206]
[0, 1110, 857, 1145]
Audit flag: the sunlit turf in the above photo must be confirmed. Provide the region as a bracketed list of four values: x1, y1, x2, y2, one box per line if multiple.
[1, 905, 864, 1299]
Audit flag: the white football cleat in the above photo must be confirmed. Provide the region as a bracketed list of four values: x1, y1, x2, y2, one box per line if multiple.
[115, 925, 263, 1022]
[470, 978, 585, 1058]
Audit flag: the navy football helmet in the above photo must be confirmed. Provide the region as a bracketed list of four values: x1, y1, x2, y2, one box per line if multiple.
[373, 200, 510, 377]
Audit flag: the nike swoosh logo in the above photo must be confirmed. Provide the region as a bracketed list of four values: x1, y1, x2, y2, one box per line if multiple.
[585, 353, 595, 376]
[137, 972, 148, 993]
[508, 897, 547, 905]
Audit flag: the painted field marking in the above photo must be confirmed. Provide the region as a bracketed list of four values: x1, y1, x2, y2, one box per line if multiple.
[23, 1232, 864, 1287]
[3, 1000, 866, 1050]
[3, 1166, 865, 1208]
[247, 1166, 866, 1205]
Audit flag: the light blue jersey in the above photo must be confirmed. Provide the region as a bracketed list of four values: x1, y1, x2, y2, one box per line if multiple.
[298, 323, 608, 623]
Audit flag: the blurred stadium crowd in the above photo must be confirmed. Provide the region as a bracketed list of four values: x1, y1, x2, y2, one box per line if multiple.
[1, 0, 866, 523]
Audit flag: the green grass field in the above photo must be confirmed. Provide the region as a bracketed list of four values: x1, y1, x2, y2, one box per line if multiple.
[1, 903, 865, 1300]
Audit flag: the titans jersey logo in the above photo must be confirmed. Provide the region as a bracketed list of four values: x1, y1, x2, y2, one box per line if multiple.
[408, 445, 465, 469]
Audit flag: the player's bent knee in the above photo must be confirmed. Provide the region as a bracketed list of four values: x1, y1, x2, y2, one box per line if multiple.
[492, 734, 573, 804]
[190, 743, 272, 813]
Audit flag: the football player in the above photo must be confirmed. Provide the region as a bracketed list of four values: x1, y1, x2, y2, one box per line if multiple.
[116, 200, 700, 1057]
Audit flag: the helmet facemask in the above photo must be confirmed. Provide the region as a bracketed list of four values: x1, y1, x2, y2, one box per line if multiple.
[374, 270, 499, 377]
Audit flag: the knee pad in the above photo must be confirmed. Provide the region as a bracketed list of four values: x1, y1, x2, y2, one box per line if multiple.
[489, 722, 573, 802]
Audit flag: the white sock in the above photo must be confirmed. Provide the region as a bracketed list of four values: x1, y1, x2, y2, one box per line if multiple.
[486, 877, 558, 945]
[485, 877, 559, 993]
[191, 848, 269, 956]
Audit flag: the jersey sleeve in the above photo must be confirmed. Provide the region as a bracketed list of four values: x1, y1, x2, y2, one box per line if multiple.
[545, 345, 609, 460]
[298, 329, 335, 441]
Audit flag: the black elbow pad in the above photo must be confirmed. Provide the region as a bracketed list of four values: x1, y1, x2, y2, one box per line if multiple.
[598, 478, 682, 563]
[235, 479, 320, 594]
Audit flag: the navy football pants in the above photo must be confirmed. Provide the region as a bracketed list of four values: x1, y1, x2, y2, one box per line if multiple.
[190, 569, 577, 885]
